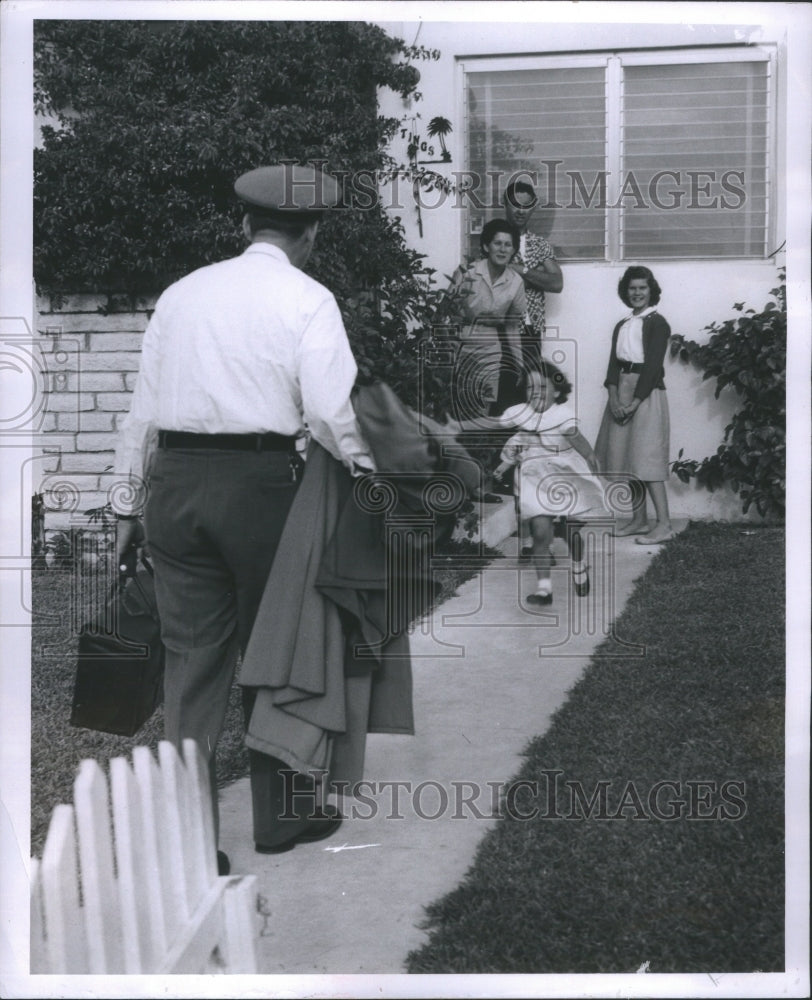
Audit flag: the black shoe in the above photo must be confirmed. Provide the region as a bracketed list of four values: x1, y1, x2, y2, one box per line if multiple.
[255, 812, 343, 855]
[477, 491, 503, 503]
[297, 814, 343, 843]
[572, 565, 590, 597]
[255, 838, 297, 855]
[217, 850, 231, 876]
[527, 591, 553, 605]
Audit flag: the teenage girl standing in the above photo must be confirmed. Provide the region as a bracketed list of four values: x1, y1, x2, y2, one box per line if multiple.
[594, 266, 674, 544]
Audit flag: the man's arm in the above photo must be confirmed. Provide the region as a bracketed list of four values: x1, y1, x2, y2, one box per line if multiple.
[299, 296, 376, 473]
[510, 257, 563, 294]
[113, 309, 162, 561]
[510, 234, 563, 294]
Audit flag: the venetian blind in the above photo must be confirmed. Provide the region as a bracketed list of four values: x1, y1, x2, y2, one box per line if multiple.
[463, 50, 773, 261]
[620, 59, 770, 258]
[464, 65, 607, 261]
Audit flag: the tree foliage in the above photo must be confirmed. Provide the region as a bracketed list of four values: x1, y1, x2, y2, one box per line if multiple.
[34, 20, 458, 406]
[669, 272, 786, 519]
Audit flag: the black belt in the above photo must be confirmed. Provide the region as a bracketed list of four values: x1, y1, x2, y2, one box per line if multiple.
[157, 430, 297, 452]
[617, 360, 645, 374]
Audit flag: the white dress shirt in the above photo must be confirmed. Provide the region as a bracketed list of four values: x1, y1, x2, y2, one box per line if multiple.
[615, 305, 658, 363]
[115, 242, 373, 494]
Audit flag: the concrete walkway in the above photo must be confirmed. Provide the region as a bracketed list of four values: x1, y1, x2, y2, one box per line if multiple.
[218, 511, 686, 975]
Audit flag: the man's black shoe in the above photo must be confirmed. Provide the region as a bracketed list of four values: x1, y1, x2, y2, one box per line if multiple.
[217, 850, 231, 876]
[255, 812, 343, 855]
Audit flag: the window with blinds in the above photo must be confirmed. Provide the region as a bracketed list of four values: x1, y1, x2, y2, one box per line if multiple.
[465, 64, 607, 261]
[621, 60, 770, 258]
[462, 49, 773, 261]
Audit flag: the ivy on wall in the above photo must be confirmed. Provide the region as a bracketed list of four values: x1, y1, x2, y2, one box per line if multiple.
[34, 20, 453, 408]
[669, 272, 786, 519]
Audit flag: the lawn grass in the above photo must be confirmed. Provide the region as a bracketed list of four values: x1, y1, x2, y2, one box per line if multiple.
[30, 566, 250, 859]
[30, 536, 492, 859]
[406, 521, 785, 974]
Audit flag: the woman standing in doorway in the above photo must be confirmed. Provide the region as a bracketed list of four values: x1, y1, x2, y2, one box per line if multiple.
[445, 219, 527, 501]
[448, 218, 527, 418]
[595, 265, 674, 544]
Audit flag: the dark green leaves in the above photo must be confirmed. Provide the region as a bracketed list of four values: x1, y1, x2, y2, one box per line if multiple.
[34, 20, 421, 298]
[669, 274, 786, 518]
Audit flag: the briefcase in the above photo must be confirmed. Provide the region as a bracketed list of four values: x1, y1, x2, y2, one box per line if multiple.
[70, 551, 165, 737]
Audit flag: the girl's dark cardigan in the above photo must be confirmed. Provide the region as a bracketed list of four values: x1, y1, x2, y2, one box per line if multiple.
[603, 310, 671, 402]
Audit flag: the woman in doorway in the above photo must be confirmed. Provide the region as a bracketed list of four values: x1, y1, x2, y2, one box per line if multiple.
[445, 219, 527, 502]
[595, 265, 674, 544]
[448, 218, 527, 419]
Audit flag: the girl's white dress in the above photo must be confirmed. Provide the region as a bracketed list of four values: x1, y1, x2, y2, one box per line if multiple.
[499, 401, 608, 520]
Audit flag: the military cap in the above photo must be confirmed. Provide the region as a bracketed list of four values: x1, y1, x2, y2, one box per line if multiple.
[234, 163, 342, 214]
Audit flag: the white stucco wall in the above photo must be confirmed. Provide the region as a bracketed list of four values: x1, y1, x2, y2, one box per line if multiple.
[375, 17, 789, 520]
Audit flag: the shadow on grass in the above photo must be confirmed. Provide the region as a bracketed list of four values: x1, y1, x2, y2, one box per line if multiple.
[405, 521, 785, 974]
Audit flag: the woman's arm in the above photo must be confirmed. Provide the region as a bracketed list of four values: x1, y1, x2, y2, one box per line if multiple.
[496, 439, 522, 475]
[633, 314, 670, 402]
[508, 274, 528, 320]
[502, 278, 528, 361]
[607, 385, 626, 422]
[564, 426, 601, 473]
[447, 412, 511, 434]
[603, 320, 623, 395]
[604, 322, 627, 422]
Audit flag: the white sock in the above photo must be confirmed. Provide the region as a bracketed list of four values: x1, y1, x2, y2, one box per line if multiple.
[536, 578, 552, 596]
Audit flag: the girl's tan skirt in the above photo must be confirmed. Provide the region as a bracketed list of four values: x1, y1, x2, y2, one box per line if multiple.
[595, 374, 670, 481]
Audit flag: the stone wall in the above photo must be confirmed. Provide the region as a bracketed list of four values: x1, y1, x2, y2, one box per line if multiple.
[36, 294, 155, 532]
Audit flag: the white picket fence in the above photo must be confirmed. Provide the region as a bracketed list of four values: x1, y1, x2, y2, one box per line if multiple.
[30, 739, 259, 974]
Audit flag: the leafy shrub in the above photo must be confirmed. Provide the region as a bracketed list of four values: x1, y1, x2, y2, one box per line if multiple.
[34, 22, 421, 294]
[34, 21, 462, 406]
[669, 272, 785, 518]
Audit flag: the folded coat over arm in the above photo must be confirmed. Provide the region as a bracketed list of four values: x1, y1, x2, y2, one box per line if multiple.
[239, 382, 479, 786]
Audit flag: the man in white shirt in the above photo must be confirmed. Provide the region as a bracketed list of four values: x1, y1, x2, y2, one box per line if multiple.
[114, 164, 373, 868]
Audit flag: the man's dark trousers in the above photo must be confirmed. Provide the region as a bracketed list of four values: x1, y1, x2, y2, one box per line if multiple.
[144, 443, 315, 845]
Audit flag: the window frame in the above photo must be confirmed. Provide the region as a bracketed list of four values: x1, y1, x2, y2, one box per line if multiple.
[457, 45, 778, 263]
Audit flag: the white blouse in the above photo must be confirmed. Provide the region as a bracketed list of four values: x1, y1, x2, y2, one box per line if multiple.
[615, 305, 658, 363]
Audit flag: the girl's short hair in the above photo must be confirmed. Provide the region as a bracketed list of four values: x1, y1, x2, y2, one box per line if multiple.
[527, 357, 572, 405]
[479, 218, 520, 253]
[617, 266, 662, 307]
